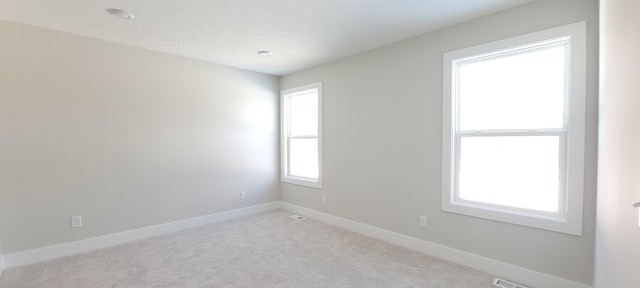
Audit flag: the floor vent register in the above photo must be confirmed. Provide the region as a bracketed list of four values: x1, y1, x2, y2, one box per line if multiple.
[492, 278, 528, 288]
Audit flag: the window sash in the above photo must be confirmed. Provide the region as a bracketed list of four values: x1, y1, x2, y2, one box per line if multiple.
[286, 136, 319, 180]
[286, 91, 319, 137]
[453, 40, 570, 132]
[451, 40, 570, 219]
[452, 131, 568, 219]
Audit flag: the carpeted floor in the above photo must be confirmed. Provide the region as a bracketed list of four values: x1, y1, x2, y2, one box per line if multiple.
[0, 210, 496, 287]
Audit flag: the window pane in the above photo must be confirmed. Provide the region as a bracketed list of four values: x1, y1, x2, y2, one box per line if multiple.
[458, 45, 566, 130]
[458, 136, 560, 212]
[289, 91, 318, 136]
[289, 138, 318, 179]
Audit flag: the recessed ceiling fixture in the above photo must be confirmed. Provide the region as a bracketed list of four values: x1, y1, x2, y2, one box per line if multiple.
[257, 50, 272, 57]
[108, 8, 135, 20]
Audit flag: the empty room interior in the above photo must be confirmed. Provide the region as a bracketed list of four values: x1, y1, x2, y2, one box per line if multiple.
[1, 0, 639, 287]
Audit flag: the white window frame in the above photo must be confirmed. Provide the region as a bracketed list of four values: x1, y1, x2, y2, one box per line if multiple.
[281, 82, 323, 188]
[442, 22, 586, 235]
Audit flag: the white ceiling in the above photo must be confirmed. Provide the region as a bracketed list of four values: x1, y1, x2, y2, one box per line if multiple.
[0, 0, 533, 76]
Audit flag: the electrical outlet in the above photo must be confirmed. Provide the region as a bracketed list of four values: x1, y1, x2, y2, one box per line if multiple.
[71, 216, 82, 228]
[240, 191, 246, 200]
[419, 216, 428, 228]
[322, 195, 327, 204]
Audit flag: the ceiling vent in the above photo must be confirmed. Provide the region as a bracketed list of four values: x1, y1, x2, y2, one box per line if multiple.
[108, 8, 135, 20]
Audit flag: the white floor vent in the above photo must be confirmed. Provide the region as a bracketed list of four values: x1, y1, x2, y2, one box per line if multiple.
[493, 278, 528, 288]
[289, 215, 306, 220]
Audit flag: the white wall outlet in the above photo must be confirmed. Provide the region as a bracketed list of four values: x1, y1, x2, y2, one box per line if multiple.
[71, 216, 82, 228]
[240, 191, 246, 200]
[322, 195, 327, 204]
[419, 216, 428, 228]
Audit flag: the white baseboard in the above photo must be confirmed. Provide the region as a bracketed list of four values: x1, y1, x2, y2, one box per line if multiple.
[3, 202, 282, 269]
[280, 202, 592, 288]
[2, 200, 592, 288]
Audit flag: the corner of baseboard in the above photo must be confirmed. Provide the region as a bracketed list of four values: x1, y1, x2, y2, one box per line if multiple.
[3, 201, 283, 269]
[280, 201, 592, 288]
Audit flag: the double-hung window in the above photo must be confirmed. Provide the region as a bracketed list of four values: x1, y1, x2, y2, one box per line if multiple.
[442, 22, 586, 235]
[281, 82, 322, 188]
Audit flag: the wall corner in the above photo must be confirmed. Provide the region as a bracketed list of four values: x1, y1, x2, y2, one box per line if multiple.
[0, 254, 5, 277]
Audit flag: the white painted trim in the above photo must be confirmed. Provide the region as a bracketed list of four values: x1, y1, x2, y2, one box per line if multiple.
[280, 82, 323, 189]
[280, 202, 592, 288]
[3, 202, 282, 269]
[2, 200, 592, 288]
[441, 22, 587, 236]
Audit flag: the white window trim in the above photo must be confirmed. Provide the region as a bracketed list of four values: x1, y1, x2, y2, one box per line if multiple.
[281, 82, 323, 189]
[442, 22, 586, 235]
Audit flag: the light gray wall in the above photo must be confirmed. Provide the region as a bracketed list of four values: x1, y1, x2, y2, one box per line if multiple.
[595, 0, 640, 287]
[0, 20, 279, 253]
[280, 0, 598, 285]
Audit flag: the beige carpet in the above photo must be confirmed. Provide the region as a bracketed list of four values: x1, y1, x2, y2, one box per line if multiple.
[0, 210, 496, 288]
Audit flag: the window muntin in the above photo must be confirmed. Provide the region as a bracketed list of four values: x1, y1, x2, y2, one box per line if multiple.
[281, 83, 322, 188]
[442, 22, 586, 235]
